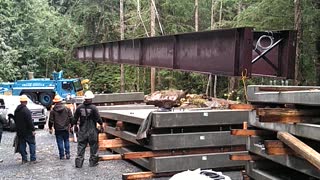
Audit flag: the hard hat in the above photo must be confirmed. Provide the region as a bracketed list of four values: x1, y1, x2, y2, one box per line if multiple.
[84, 91, 94, 99]
[53, 95, 62, 103]
[20, 95, 28, 102]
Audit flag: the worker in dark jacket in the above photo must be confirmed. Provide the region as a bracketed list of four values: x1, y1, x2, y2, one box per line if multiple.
[72, 91, 103, 168]
[0, 113, 6, 163]
[49, 95, 73, 160]
[14, 95, 36, 164]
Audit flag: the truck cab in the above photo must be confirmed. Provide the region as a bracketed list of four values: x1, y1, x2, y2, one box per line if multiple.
[0, 95, 47, 131]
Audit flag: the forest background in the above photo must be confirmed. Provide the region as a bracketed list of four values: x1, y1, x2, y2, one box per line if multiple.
[0, 0, 319, 100]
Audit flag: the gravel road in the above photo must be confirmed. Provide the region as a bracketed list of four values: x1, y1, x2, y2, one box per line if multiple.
[0, 129, 242, 180]
[0, 129, 142, 180]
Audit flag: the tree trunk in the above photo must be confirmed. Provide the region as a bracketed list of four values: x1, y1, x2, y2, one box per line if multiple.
[150, 0, 156, 93]
[294, 0, 302, 85]
[206, 0, 217, 97]
[228, 0, 241, 95]
[314, 1, 320, 85]
[120, 0, 125, 92]
[195, 0, 198, 32]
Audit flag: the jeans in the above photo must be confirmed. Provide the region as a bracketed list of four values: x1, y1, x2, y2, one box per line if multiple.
[0, 131, 2, 143]
[55, 130, 70, 159]
[19, 135, 36, 161]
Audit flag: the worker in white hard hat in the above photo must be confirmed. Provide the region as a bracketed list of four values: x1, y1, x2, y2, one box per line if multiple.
[72, 91, 103, 168]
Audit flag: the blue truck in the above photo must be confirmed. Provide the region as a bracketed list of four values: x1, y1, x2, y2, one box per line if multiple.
[0, 71, 84, 108]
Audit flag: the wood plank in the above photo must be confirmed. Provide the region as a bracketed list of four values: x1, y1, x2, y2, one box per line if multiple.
[259, 116, 308, 123]
[229, 104, 254, 110]
[230, 154, 264, 161]
[257, 108, 320, 117]
[277, 132, 320, 170]
[122, 172, 174, 180]
[99, 154, 122, 161]
[266, 147, 296, 155]
[99, 139, 132, 148]
[258, 86, 319, 92]
[122, 145, 246, 160]
[231, 129, 274, 136]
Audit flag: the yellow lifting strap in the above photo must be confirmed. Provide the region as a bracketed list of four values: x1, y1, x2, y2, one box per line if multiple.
[241, 69, 249, 104]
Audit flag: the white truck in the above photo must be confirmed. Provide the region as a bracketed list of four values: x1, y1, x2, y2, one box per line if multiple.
[0, 95, 47, 131]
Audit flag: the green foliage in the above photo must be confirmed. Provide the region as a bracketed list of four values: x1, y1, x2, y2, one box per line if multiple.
[1, 0, 319, 96]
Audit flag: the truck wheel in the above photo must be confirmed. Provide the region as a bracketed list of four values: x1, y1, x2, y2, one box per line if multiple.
[38, 125, 44, 129]
[39, 92, 53, 108]
[22, 92, 37, 102]
[9, 117, 16, 132]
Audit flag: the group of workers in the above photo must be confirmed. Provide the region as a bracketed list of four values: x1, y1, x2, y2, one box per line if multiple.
[2, 91, 103, 168]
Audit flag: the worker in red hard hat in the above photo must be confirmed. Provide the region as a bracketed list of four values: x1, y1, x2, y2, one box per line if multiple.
[49, 95, 73, 160]
[14, 95, 36, 164]
[72, 91, 103, 168]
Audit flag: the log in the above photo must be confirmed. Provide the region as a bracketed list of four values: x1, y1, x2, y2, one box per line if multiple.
[231, 129, 274, 136]
[277, 131, 320, 170]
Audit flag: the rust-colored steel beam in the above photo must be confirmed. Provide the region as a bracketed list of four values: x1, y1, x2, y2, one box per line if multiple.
[74, 27, 296, 78]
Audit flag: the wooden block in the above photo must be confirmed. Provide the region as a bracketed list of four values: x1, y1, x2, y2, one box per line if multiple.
[229, 104, 254, 110]
[116, 121, 125, 131]
[278, 131, 320, 170]
[99, 139, 132, 148]
[230, 154, 264, 161]
[98, 133, 108, 141]
[265, 140, 296, 155]
[231, 129, 274, 136]
[99, 154, 122, 161]
[266, 147, 296, 155]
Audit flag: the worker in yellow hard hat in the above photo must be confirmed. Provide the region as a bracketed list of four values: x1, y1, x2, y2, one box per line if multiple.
[49, 95, 73, 160]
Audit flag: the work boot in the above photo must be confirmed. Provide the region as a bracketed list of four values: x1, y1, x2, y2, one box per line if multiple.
[30, 160, 38, 164]
[89, 156, 99, 167]
[75, 157, 84, 168]
[0, 159, 3, 163]
[21, 160, 28, 164]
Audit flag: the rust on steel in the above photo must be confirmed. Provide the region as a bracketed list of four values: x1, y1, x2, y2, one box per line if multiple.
[74, 27, 296, 78]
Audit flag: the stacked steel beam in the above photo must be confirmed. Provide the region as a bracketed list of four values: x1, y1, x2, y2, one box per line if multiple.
[98, 106, 251, 177]
[231, 85, 320, 179]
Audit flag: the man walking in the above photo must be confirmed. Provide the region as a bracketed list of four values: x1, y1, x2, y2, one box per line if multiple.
[72, 91, 103, 168]
[49, 95, 73, 160]
[14, 95, 36, 164]
[0, 112, 6, 163]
